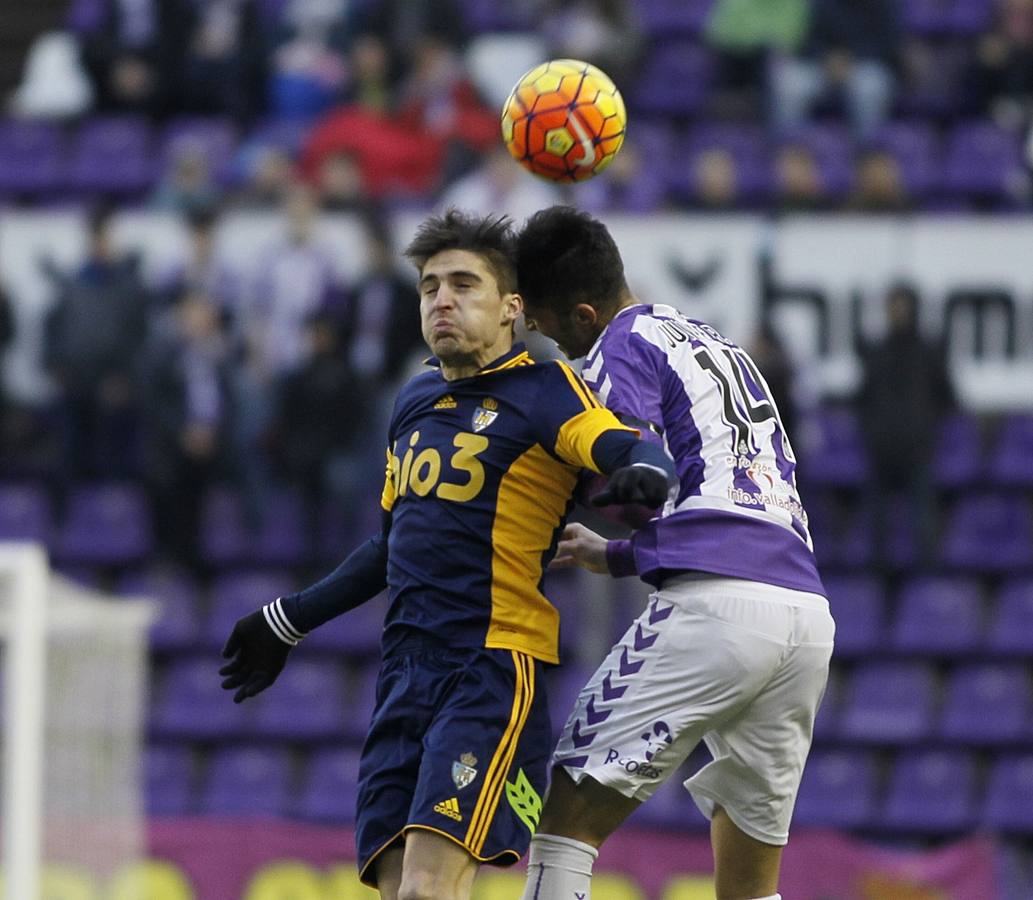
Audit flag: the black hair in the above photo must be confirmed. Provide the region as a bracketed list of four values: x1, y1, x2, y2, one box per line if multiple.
[515, 205, 628, 315]
[404, 208, 517, 295]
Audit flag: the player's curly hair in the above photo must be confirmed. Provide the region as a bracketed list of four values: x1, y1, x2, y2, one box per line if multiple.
[515, 206, 629, 315]
[404, 208, 518, 295]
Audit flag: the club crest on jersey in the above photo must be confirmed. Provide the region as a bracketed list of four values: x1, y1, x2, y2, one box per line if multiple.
[452, 752, 478, 789]
[472, 397, 499, 432]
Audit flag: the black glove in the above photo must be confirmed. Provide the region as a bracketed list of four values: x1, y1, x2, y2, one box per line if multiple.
[591, 464, 670, 509]
[219, 609, 293, 703]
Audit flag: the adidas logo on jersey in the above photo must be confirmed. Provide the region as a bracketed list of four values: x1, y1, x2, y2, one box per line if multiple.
[433, 797, 462, 821]
[434, 394, 457, 409]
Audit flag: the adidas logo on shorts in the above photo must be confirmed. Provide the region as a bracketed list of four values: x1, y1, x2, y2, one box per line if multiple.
[433, 797, 462, 821]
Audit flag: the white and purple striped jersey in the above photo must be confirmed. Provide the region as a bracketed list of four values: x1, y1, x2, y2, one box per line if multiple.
[592, 304, 825, 596]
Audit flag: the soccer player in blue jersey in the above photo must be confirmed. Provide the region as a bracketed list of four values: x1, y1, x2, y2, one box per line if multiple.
[219, 210, 676, 900]
[514, 206, 835, 900]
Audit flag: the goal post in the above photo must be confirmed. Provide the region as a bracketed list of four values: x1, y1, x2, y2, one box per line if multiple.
[0, 542, 157, 898]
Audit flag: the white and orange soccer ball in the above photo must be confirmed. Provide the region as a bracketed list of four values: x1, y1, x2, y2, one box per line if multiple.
[500, 59, 626, 182]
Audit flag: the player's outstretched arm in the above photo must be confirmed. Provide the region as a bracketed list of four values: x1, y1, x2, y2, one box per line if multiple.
[550, 522, 609, 574]
[589, 430, 676, 509]
[219, 510, 392, 702]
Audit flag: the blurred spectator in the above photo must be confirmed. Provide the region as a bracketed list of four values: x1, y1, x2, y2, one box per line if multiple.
[857, 283, 955, 565]
[232, 142, 296, 209]
[177, 0, 269, 124]
[537, 0, 643, 90]
[271, 312, 366, 510]
[577, 141, 670, 214]
[393, 33, 499, 183]
[42, 207, 149, 479]
[151, 142, 223, 217]
[343, 216, 425, 387]
[747, 321, 798, 440]
[771, 0, 901, 139]
[141, 290, 234, 565]
[268, 0, 355, 119]
[356, 0, 467, 87]
[437, 146, 565, 225]
[152, 209, 240, 313]
[69, 0, 191, 117]
[314, 150, 368, 211]
[968, 0, 1033, 129]
[10, 31, 94, 118]
[249, 184, 343, 379]
[686, 147, 741, 211]
[774, 144, 828, 212]
[346, 33, 393, 113]
[846, 148, 911, 212]
[704, 0, 810, 118]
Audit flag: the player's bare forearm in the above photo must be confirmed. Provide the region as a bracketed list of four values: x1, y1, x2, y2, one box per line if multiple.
[551, 522, 610, 574]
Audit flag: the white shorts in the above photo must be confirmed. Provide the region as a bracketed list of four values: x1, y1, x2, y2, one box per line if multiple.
[552, 573, 835, 845]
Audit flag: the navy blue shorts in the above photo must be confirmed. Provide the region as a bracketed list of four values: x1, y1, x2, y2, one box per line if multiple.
[355, 642, 551, 887]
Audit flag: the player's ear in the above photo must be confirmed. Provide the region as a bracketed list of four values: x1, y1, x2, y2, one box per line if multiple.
[572, 303, 598, 328]
[502, 291, 523, 325]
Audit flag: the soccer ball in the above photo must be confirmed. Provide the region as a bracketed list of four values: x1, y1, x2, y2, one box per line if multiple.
[500, 59, 626, 182]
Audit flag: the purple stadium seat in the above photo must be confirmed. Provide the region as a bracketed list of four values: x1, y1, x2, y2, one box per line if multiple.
[822, 574, 886, 657]
[161, 118, 238, 184]
[895, 43, 972, 119]
[982, 754, 1033, 833]
[0, 120, 65, 197]
[987, 578, 1033, 655]
[930, 412, 984, 489]
[793, 749, 876, 829]
[53, 482, 154, 566]
[940, 493, 1033, 573]
[66, 117, 156, 195]
[200, 485, 310, 568]
[630, 42, 714, 117]
[780, 124, 854, 198]
[807, 493, 874, 569]
[940, 663, 1031, 745]
[838, 661, 937, 743]
[249, 659, 348, 740]
[882, 750, 976, 832]
[295, 748, 361, 824]
[987, 414, 1033, 488]
[577, 124, 672, 214]
[151, 656, 250, 740]
[637, 0, 714, 37]
[117, 567, 203, 652]
[903, 0, 993, 36]
[0, 483, 52, 544]
[797, 407, 870, 487]
[457, 0, 534, 31]
[146, 744, 196, 816]
[867, 121, 941, 200]
[199, 747, 293, 817]
[942, 122, 1024, 204]
[205, 570, 297, 650]
[890, 576, 984, 655]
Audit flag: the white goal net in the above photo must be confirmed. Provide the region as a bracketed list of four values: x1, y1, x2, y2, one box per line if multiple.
[0, 543, 156, 898]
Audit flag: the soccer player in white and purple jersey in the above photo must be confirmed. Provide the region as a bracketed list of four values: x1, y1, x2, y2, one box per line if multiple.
[514, 207, 834, 900]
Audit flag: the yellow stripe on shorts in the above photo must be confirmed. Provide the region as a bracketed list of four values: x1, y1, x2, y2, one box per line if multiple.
[464, 651, 535, 854]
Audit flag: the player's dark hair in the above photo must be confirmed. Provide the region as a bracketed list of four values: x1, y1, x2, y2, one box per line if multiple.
[404, 208, 517, 295]
[515, 206, 628, 315]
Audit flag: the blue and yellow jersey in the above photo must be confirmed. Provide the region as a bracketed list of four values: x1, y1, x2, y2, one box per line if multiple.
[379, 343, 633, 664]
